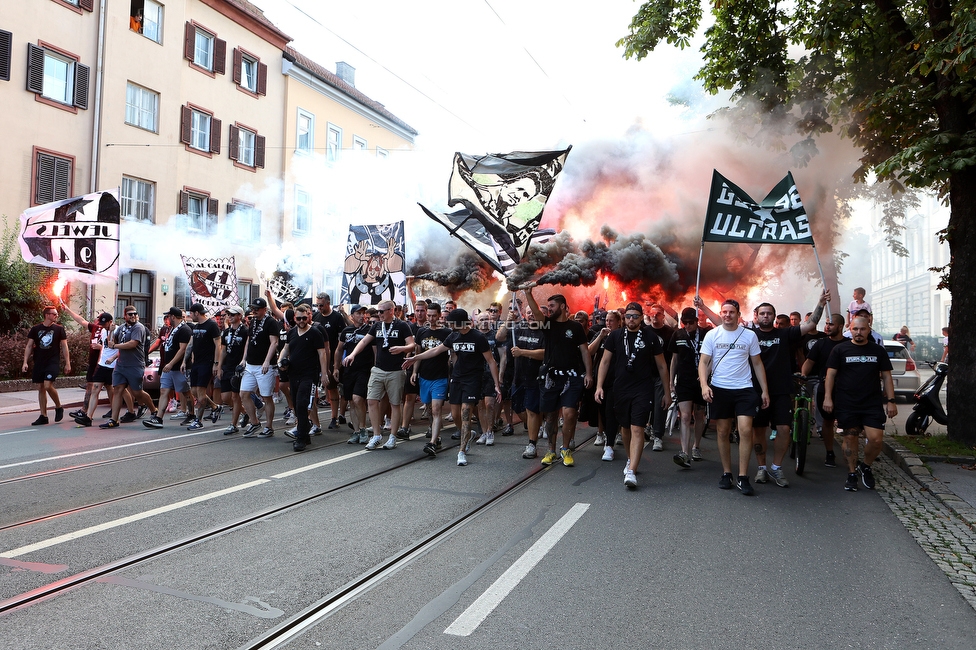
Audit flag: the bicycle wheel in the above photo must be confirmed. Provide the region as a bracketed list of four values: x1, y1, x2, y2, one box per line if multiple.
[794, 408, 809, 476]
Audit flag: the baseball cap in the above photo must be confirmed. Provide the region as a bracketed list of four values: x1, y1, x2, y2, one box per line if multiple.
[97, 312, 113, 324]
[350, 304, 367, 313]
[250, 297, 268, 309]
[225, 305, 244, 316]
[164, 306, 183, 319]
[189, 303, 207, 314]
[445, 308, 469, 326]
[681, 307, 698, 322]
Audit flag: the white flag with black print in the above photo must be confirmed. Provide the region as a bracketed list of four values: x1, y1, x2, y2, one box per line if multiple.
[181, 255, 240, 315]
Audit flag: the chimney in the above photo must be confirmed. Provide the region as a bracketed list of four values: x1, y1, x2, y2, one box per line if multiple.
[336, 61, 355, 87]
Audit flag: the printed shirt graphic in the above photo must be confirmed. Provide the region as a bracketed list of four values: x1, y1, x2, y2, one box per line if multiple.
[445, 329, 490, 380]
[29, 324, 67, 369]
[826, 340, 893, 410]
[700, 326, 761, 390]
[416, 326, 451, 380]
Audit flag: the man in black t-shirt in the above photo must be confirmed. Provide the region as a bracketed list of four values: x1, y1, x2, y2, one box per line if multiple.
[342, 299, 415, 450]
[411, 304, 451, 453]
[751, 291, 829, 488]
[645, 304, 675, 451]
[279, 304, 329, 451]
[500, 308, 547, 458]
[824, 316, 896, 491]
[211, 306, 248, 434]
[596, 302, 671, 488]
[22, 306, 71, 426]
[144, 307, 193, 429]
[668, 307, 712, 466]
[522, 284, 592, 469]
[183, 303, 222, 430]
[335, 305, 373, 443]
[800, 313, 846, 468]
[403, 309, 500, 465]
[312, 292, 350, 429]
[240, 298, 282, 437]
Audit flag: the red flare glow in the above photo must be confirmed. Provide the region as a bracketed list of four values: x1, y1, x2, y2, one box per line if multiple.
[50, 272, 67, 301]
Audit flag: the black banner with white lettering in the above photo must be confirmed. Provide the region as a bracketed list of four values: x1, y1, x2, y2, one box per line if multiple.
[702, 170, 813, 245]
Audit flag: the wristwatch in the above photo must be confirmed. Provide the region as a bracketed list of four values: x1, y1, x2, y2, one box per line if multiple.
[886, 398, 896, 403]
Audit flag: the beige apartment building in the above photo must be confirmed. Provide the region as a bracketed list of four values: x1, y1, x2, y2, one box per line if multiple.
[1, 0, 416, 324]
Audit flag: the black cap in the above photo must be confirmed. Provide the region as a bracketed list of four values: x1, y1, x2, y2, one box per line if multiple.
[350, 304, 367, 313]
[189, 303, 207, 314]
[250, 297, 268, 309]
[445, 309, 469, 325]
[681, 307, 698, 322]
[97, 312, 113, 324]
[165, 306, 183, 319]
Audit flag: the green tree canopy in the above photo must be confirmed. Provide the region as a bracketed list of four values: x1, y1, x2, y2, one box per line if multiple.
[619, 1, 976, 444]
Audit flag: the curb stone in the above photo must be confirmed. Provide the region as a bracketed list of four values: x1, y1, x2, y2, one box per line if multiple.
[883, 435, 976, 531]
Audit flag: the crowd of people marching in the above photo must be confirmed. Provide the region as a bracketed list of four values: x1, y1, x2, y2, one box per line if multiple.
[21, 285, 907, 492]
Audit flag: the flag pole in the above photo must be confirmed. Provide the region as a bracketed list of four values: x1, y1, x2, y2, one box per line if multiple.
[694, 241, 705, 303]
[811, 243, 832, 317]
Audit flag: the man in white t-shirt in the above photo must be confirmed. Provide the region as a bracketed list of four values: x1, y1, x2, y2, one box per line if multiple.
[698, 299, 769, 496]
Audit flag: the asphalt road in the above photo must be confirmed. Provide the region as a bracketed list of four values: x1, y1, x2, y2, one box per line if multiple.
[0, 404, 974, 649]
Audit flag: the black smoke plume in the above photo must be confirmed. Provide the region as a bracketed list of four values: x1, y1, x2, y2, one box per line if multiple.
[415, 253, 494, 293]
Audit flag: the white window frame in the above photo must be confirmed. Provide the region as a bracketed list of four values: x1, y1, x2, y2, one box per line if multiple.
[294, 187, 310, 235]
[376, 147, 389, 159]
[193, 28, 214, 71]
[240, 52, 258, 92]
[230, 202, 260, 243]
[186, 193, 206, 232]
[142, 0, 163, 44]
[190, 109, 211, 151]
[237, 127, 255, 167]
[297, 109, 314, 154]
[125, 82, 158, 132]
[42, 50, 75, 104]
[352, 135, 367, 151]
[326, 123, 341, 162]
[121, 175, 155, 223]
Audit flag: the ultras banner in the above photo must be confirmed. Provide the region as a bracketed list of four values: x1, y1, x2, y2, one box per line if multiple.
[702, 170, 814, 245]
[181, 255, 240, 315]
[340, 222, 406, 306]
[19, 189, 121, 278]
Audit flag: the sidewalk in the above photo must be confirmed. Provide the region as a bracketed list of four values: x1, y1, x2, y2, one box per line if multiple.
[0, 386, 90, 417]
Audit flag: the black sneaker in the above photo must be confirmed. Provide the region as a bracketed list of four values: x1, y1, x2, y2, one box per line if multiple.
[209, 406, 223, 423]
[136, 405, 148, 419]
[31, 415, 50, 426]
[395, 427, 411, 440]
[69, 409, 84, 419]
[328, 418, 339, 430]
[858, 462, 876, 490]
[143, 415, 164, 429]
[434, 439, 443, 450]
[736, 476, 755, 496]
[824, 451, 836, 468]
[338, 415, 346, 424]
[845, 473, 859, 491]
[423, 442, 437, 457]
[54, 407, 64, 422]
[99, 419, 119, 429]
[102, 410, 112, 418]
[180, 415, 195, 426]
[74, 414, 93, 427]
[187, 420, 205, 430]
[719, 473, 733, 489]
[119, 411, 137, 423]
[257, 427, 275, 438]
[293, 440, 307, 452]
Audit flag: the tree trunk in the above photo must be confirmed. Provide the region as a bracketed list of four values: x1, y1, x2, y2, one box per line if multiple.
[945, 166, 976, 446]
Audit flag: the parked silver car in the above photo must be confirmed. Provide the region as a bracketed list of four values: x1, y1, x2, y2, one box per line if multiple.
[884, 340, 921, 400]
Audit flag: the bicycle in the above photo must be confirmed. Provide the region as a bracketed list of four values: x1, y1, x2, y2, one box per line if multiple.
[788, 374, 816, 476]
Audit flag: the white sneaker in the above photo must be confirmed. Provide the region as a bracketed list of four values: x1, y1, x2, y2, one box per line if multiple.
[365, 435, 383, 450]
[652, 437, 664, 451]
[284, 414, 297, 426]
[594, 433, 605, 446]
[284, 427, 298, 439]
[382, 435, 397, 450]
[310, 425, 322, 436]
[475, 432, 488, 445]
[485, 432, 495, 446]
[602, 446, 614, 461]
[457, 451, 468, 466]
[755, 468, 769, 483]
[522, 442, 537, 459]
[624, 458, 631, 474]
[624, 470, 637, 487]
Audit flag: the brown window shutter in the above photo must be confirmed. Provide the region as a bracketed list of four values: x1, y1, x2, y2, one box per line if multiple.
[79, 0, 94, 11]
[54, 157, 71, 200]
[232, 48, 242, 85]
[213, 39, 226, 75]
[210, 117, 221, 154]
[35, 153, 55, 204]
[257, 62, 267, 96]
[74, 62, 90, 109]
[0, 30, 12, 82]
[228, 125, 239, 161]
[26, 43, 45, 93]
[180, 106, 191, 144]
[255, 135, 266, 168]
[178, 190, 188, 215]
[207, 198, 218, 234]
[183, 22, 195, 61]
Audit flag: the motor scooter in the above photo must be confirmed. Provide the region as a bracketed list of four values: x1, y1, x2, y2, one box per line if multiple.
[905, 362, 948, 436]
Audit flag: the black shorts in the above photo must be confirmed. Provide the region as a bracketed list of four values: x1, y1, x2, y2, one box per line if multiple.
[342, 369, 369, 399]
[403, 371, 419, 396]
[539, 375, 584, 413]
[815, 386, 836, 424]
[482, 373, 496, 399]
[674, 381, 706, 406]
[512, 380, 541, 414]
[836, 406, 886, 432]
[86, 363, 99, 383]
[449, 375, 482, 405]
[92, 365, 114, 385]
[189, 364, 213, 388]
[614, 390, 653, 428]
[754, 393, 792, 428]
[219, 376, 241, 394]
[709, 386, 761, 420]
[32, 360, 60, 384]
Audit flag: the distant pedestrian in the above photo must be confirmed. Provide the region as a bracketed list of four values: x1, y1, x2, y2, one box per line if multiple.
[893, 326, 915, 353]
[22, 306, 71, 426]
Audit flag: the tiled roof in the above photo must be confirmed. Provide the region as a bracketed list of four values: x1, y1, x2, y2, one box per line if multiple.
[284, 46, 419, 137]
[223, 0, 291, 43]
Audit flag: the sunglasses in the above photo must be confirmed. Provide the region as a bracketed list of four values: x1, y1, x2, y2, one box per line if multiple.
[487, 308, 499, 313]
[379, 308, 392, 313]
[295, 316, 308, 321]
[125, 312, 138, 316]
[316, 303, 327, 307]
[624, 314, 642, 320]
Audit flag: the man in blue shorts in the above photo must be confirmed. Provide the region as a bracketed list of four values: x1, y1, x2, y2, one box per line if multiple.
[411, 304, 451, 456]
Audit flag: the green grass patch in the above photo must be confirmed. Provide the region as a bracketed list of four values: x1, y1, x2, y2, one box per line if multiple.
[894, 434, 976, 459]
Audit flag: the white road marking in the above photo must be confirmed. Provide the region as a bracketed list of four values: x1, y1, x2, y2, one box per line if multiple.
[271, 449, 369, 479]
[0, 479, 270, 558]
[0, 429, 35, 437]
[0, 430, 213, 470]
[444, 502, 590, 637]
